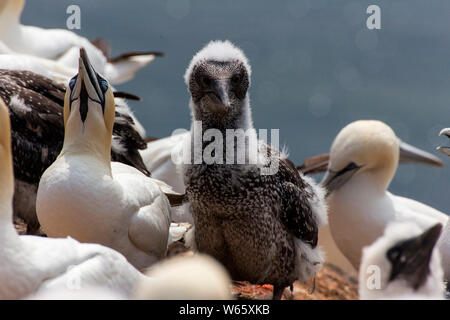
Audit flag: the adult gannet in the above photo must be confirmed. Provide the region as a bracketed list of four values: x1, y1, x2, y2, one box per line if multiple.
[181, 40, 328, 300]
[436, 128, 450, 282]
[0, 0, 161, 85]
[0, 97, 144, 300]
[135, 254, 233, 300]
[36, 49, 173, 270]
[359, 222, 445, 300]
[0, 69, 149, 234]
[322, 120, 448, 271]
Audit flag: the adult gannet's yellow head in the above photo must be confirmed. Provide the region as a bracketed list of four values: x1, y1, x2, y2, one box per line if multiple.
[62, 48, 115, 159]
[0, 98, 14, 210]
[322, 120, 442, 195]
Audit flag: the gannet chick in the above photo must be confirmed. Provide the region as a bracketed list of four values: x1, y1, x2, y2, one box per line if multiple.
[182, 40, 327, 300]
[36, 49, 173, 270]
[0, 0, 160, 85]
[322, 120, 448, 271]
[0, 97, 145, 299]
[0, 69, 149, 234]
[359, 222, 445, 300]
[140, 134, 331, 224]
[135, 254, 232, 300]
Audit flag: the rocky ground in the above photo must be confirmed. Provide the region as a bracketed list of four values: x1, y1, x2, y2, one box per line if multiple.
[231, 264, 358, 300]
[14, 219, 359, 300]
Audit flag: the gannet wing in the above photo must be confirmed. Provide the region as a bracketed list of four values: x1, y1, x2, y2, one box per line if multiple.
[128, 195, 171, 259]
[0, 69, 65, 183]
[115, 171, 171, 259]
[277, 157, 323, 247]
[105, 52, 163, 85]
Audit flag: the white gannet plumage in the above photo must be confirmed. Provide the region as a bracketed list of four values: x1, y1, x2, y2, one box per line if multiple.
[140, 131, 194, 223]
[0, 96, 144, 300]
[0, 68, 149, 234]
[436, 128, 450, 282]
[36, 49, 172, 270]
[0, 52, 76, 83]
[135, 254, 233, 300]
[321, 120, 448, 271]
[0, 0, 160, 85]
[359, 221, 445, 300]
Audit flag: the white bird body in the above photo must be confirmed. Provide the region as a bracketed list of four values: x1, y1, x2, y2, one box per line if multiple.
[140, 132, 189, 195]
[437, 221, 450, 281]
[135, 254, 233, 300]
[0, 52, 76, 83]
[37, 49, 171, 270]
[322, 120, 448, 271]
[139, 132, 196, 224]
[0, 0, 157, 84]
[26, 285, 126, 300]
[37, 156, 171, 270]
[1, 232, 142, 299]
[359, 222, 445, 300]
[328, 177, 448, 269]
[0, 97, 143, 300]
[436, 127, 450, 282]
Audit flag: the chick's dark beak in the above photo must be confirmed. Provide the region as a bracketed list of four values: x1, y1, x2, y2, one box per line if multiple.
[213, 79, 231, 108]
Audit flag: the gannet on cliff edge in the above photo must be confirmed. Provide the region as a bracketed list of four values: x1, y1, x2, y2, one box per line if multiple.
[0, 97, 144, 299]
[182, 40, 327, 299]
[36, 49, 172, 269]
[359, 222, 445, 300]
[321, 120, 448, 271]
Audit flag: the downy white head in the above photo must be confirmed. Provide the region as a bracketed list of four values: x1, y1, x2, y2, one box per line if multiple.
[184, 40, 253, 130]
[61, 48, 116, 171]
[359, 222, 445, 299]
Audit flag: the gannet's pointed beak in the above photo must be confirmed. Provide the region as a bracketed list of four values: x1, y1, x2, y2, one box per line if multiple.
[437, 128, 450, 156]
[387, 223, 442, 290]
[398, 139, 443, 167]
[321, 162, 362, 197]
[79, 48, 103, 104]
[214, 79, 231, 108]
[69, 48, 106, 123]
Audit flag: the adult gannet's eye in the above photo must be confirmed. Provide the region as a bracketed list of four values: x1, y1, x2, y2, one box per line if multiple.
[69, 75, 78, 89]
[97, 76, 109, 92]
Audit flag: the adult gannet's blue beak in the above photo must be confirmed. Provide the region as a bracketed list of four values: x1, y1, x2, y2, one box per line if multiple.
[398, 139, 443, 166]
[68, 48, 109, 122]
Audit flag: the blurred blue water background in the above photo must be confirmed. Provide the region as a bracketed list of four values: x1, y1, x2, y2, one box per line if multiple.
[24, 0, 450, 214]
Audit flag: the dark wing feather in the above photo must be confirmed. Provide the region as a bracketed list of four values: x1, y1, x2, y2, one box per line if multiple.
[0, 69, 149, 183]
[0, 70, 65, 183]
[264, 145, 319, 247]
[297, 153, 329, 175]
[90, 38, 111, 60]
